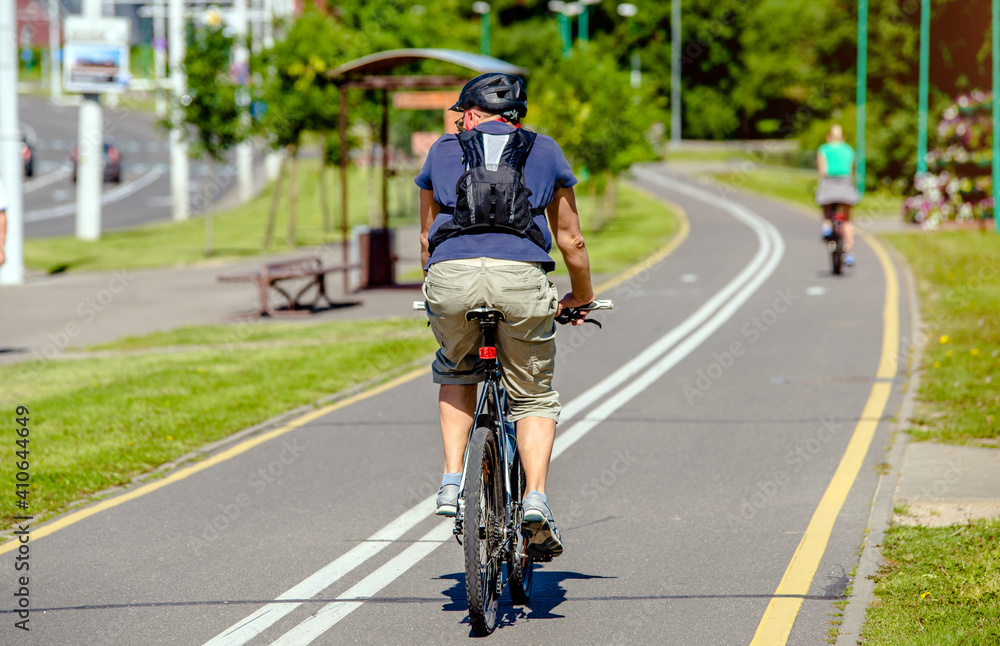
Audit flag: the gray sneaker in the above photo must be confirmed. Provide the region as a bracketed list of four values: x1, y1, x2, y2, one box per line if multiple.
[521, 492, 563, 558]
[435, 484, 458, 517]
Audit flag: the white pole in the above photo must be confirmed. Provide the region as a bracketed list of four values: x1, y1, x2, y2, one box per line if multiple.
[263, 0, 281, 181]
[49, 0, 61, 100]
[0, 0, 24, 285]
[76, 0, 104, 241]
[671, 0, 681, 147]
[263, 0, 274, 47]
[233, 0, 253, 203]
[169, 0, 189, 220]
[153, 0, 166, 117]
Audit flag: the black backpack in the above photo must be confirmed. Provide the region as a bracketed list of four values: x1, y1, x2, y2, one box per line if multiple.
[428, 128, 548, 255]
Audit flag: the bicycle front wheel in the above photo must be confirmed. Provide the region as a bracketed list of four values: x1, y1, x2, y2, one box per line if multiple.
[464, 426, 503, 635]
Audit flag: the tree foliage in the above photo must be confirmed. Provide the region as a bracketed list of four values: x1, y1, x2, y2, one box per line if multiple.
[180, 25, 245, 160]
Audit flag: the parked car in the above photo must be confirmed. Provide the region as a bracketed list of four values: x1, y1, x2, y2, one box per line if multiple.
[70, 138, 121, 183]
[21, 135, 34, 177]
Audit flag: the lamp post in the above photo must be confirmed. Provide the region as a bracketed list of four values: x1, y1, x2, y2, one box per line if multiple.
[548, 1, 572, 59]
[993, 0, 999, 232]
[855, 0, 868, 197]
[916, 0, 930, 176]
[472, 2, 491, 57]
[671, 0, 681, 147]
[579, 0, 600, 42]
[617, 4, 639, 88]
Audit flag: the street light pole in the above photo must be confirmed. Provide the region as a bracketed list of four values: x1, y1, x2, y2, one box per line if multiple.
[0, 0, 24, 284]
[917, 0, 930, 176]
[671, 0, 681, 147]
[855, 0, 868, 197]
[49, 0, 61, 100]
[993, 0, 999, 232]
[234, 0, 253, 204]
[77, 0, 104, 241]
[472, 2, 491, 57]
[169, 0, 189, 221]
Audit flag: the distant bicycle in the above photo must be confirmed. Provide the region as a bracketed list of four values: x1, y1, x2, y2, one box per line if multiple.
[414, 299, 612, 635]
[824, 204, 849, 275]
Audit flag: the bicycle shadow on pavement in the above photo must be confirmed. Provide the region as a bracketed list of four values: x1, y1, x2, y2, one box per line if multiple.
[436, 569, 616, 632]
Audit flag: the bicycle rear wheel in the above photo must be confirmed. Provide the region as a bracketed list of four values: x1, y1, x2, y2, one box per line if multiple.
[507, 456, 533, 604]
[831, 236, 843, 275]
[464, 426, 503, 635]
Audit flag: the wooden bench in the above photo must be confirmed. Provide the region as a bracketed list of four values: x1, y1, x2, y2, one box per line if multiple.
[218, 256, 361, 317]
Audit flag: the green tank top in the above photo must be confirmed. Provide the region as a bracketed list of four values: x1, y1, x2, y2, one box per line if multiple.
[819, 142, 854, 177]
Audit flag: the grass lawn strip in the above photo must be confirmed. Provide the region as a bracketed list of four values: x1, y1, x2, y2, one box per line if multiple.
[0, 319, 438, 529]
[879, 233, 1000, 446]
[710, 166, 905, 218]
[862, 520, 1000, 645]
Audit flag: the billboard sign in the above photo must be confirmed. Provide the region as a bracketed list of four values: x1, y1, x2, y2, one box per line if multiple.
[63, 16, 130, 94]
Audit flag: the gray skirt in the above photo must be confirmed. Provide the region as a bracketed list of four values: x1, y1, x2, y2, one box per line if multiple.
[815, 176, 860, 206]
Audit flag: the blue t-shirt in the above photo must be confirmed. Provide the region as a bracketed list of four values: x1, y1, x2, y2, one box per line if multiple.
[415, 121, 577, 272]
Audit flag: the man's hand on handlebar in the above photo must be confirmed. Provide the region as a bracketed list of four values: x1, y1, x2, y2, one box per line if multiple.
[557, 293, 594, 326]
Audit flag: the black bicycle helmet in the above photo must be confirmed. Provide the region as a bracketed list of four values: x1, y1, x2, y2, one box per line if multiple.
[449, 73, 527, 120]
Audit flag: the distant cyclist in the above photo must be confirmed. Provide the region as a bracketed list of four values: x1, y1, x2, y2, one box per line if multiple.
[815, 124, 860, 266]
[416, 73, 594, 559]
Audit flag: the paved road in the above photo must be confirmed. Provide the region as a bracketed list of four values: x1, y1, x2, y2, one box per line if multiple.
[18, 95, 248, 238]
[0, 166, 910, 644]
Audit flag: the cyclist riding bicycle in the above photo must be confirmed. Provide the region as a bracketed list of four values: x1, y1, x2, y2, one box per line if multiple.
[815, 124, 860, 266]
[416, 72, 594, 559]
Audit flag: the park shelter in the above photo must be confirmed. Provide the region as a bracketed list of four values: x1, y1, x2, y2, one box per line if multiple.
[328, 49, 528, 287]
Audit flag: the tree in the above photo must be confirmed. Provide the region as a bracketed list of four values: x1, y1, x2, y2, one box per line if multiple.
[177, 24, 246, 255]
[530, 45, 663, 228]
[253, 8, 352, 248]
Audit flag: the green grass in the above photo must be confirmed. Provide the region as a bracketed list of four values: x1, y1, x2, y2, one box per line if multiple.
[862, 520, 1000, 645]
[0, 318, 437, 529]
[711, 166, 906, 218]
[858, 230, 1000, 643]
[24, 161, 421, 274]
[881, 231, 1000, 445]
[554, 180, 681, 276]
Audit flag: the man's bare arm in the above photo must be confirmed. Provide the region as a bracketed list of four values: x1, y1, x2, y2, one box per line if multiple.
[546, 187, 593, 312]
[419, 188, 439, 271]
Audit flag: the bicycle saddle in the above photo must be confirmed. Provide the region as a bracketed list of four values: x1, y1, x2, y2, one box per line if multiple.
[465, 308, 505, 324]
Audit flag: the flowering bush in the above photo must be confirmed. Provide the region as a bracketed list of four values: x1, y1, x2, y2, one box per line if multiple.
[904, 91, 995, 228]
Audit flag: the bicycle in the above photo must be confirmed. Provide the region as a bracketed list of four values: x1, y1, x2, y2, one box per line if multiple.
[414, 299, 612, 635]
[825, 204, 848, 275]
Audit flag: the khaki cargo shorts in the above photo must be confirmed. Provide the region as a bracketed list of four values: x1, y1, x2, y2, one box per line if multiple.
[423, 259, 561, 422]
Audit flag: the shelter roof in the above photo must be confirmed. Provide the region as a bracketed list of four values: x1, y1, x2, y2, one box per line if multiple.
[329, 48, 528, 80]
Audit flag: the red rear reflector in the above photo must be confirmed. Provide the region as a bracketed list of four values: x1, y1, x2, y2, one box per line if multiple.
[479, 347, 496, 360]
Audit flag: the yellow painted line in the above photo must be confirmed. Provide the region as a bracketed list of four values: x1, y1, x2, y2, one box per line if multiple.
[592, 193, 690, 295]
[0, 366, 430, 555]
[0, 186, 689, 555]
[750, 232, 900, 644]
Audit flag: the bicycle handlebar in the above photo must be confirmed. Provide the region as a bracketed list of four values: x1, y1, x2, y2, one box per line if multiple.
[554, 300, 613, 327]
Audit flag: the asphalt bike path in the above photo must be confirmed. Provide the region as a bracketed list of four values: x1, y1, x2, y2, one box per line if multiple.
[0, 165, 908, 644]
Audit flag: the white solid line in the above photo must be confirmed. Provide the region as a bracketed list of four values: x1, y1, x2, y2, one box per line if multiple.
[22, 167, 70, 194]
[202, 499, 436, 646]
[203, 168, 786, 646]
[270, 522, 454, 646]
[24, 170, 163, 223]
